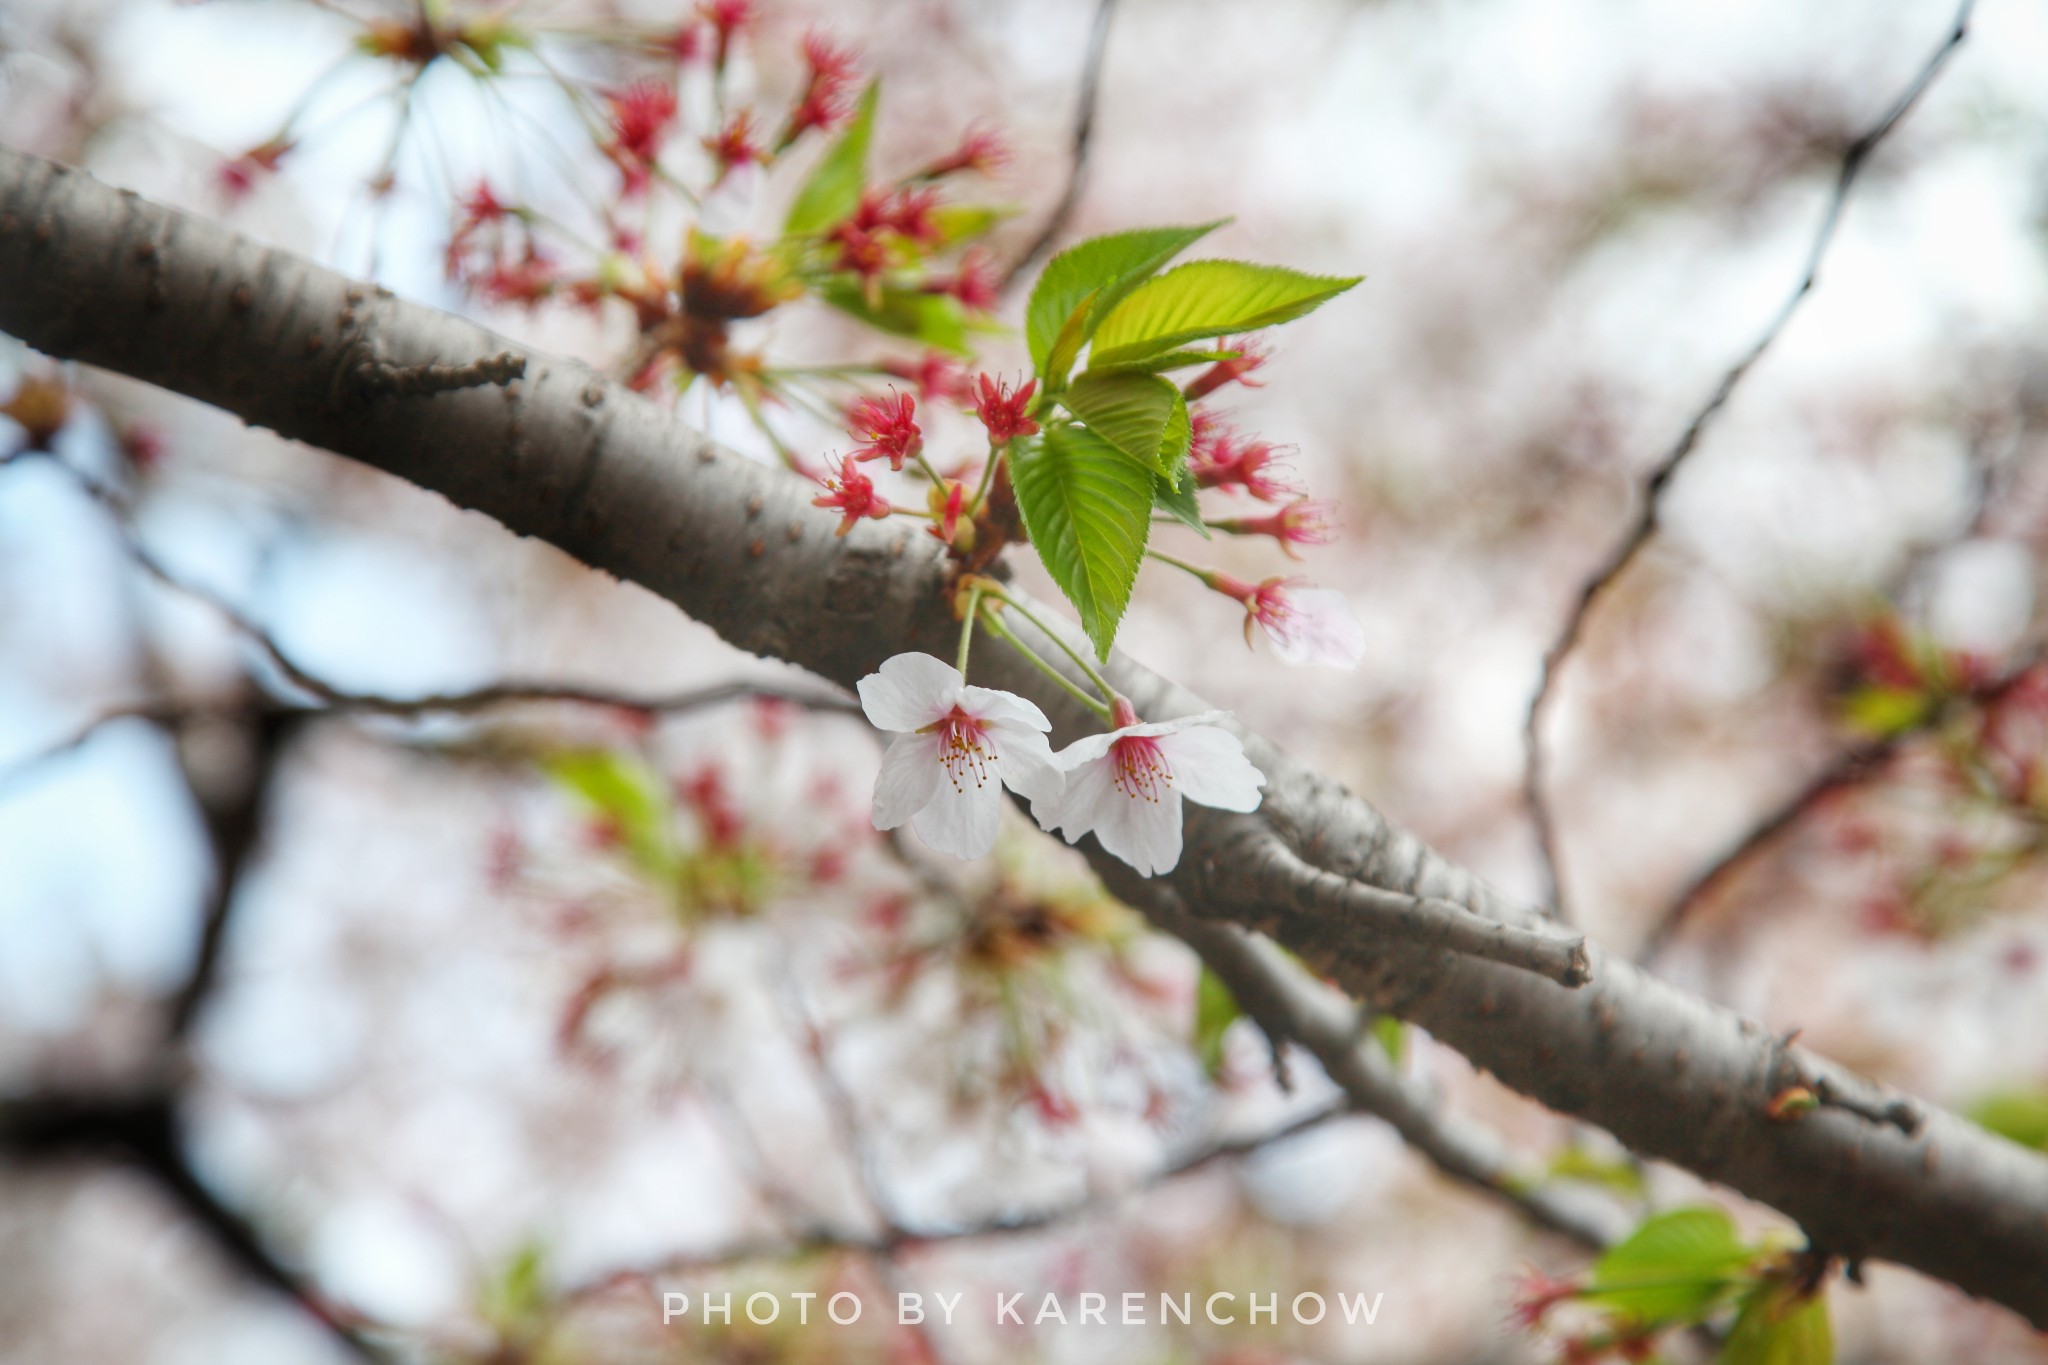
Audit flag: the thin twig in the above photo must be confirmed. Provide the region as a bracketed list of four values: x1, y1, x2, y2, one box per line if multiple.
[1637, 639, 2044, 964]
[998, 0, 1120, 293]
[1142, 895, 1625, 1250]
[1523, 0, 1977, 919]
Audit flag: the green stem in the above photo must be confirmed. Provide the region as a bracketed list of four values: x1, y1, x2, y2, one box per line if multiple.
[912, 449, 948, 487]
[985, 590, 1119, 711]
[1147, 548, 1215, 584]
[956, 584, 983, 675]
[983, 614, 1115, 723]
[970, 444, 1005, 512]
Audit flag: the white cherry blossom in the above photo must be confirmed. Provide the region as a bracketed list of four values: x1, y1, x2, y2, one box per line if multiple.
[1033, 704, 1265, 876]
[1241, 578, 1366, 668]
[858, 652, 1063, 859]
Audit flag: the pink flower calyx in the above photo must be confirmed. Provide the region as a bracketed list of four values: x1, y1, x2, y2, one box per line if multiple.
[812, 455, 891, 535]
[847, 389, 923, 471]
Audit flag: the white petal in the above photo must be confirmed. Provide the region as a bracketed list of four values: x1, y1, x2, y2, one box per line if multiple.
[910, 777, 1004, 859]
[993, 728, 1065, 807]
[959, 684, 1052, 733]
[1049, 730, 1118, 770]
[1034, 754, 1113, 841]
[1115, 710, 1234, 741]
[1093, 782, 1185, 877]
[858, 653, 963, 732]
[1265, 589, 1366, 669]
[1157, 726, 1265, 813]
[871, 732, 941, 830]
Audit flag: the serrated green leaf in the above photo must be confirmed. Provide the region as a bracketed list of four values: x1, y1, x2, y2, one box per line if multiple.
[1721, 1283, 1832, 1365]
[1025, 222, 1225, 379]
[1090, 259, 1361, 366]
[1970, 1090, 2048, 1150]
[820, 279, 970, 355]
[1154, 468, 1209, 538]
[1194, 967, 1241, 1078]
[1585, 1207, 1752, 1324]
[545, 750, 674, 878]
[1009, 425, 1155, 659]
[784, 81, 879, 237]
[1062, 371, 1189, 475]
[1089, 347, 1239, 376]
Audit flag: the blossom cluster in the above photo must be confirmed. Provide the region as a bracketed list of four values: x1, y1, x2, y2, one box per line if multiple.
[859, 653, 1264, 874]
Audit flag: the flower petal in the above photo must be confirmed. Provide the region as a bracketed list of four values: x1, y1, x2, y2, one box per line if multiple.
[1033, 753, 1111, 841]
[1157, 725, 1265, 813]
[858, 652, 963, 732]
[910, 775, 1003, 859]
[992, 726, 1065, 807]
[1092, 780, 1185, 876]
[959, 684, 1052, 733]
[871, 731, 941, 830]
[1265, 589, 1365, 669]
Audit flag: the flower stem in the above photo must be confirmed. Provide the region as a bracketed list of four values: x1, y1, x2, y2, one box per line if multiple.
[1146, 548, 1216, 585]
[970, 444, 1005, 513]
[956, 583, 983, 675]
[984, 590, 1119, 711]
[983, 613, 1115, 723]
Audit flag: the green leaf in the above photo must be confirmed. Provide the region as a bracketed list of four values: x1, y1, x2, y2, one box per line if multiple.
[1009, 425, 1155, 659]
[1025, 222, 1225, 379]
[1841, 684, 1931, 737]
[1090, 259, 1361, 366]
[1154, 468, 1209, 538]
[820, 279, 970, 355]
[1721, 1283, 1832, 1365]
[545, 750, 674, 878]
[784, 80, 879, 237]
[1544, 1145, 1647, 1198]
[1089, 347, 1239, 376]
[1061, 371, 1190, 475]
[1970, 1090, 2048, 1150]
[1194, 967, 1241, 1078]
[1585, 1207, 1752, 1324]
[481, 1241, 549, 1330]
[930, 203, 1014, 249]
[1370, 1015, 1407, 1067]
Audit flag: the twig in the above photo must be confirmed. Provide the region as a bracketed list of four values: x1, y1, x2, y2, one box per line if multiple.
[0, 1090, 392, 1362]
[1253, 835, 1591, 987]
[998, 0, 1120, 292]
[1637, 642, 2044, 964]
[1522, 0, 1977, 919]
[1143, 895, 1625, 1250]
[564, 1095, 1352, 1300]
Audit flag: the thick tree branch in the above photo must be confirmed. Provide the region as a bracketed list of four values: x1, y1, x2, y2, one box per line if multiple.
[5, 146, 2047, 1326]
[1523, 0, 1976, 915]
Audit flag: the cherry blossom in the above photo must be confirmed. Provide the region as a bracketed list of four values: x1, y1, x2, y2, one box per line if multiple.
[859, 654, 1062, 859]
[972, 373, 1039, 443]
[1213, 573, 1365, 668]
[1033, 701, 1264, 876]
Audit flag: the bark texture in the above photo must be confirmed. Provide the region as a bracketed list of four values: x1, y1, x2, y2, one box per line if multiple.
[4, 147, 2046, 1324]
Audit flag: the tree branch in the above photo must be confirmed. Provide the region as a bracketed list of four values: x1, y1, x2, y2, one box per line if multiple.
[5, 145, 2047, 1326]
[1522, 0, 1977, 916]
[999, 0, 1119, 292]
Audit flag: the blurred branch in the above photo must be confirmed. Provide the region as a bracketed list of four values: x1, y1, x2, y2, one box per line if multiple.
[1523, 0, 1977, 918]
[1137, 891, 1627, 1251]
[1637, 642, 2045, 964]
[566, 1094, 1351, 1300]
[0, 1089, 392, 1362]
[999, 0, 1119, 292]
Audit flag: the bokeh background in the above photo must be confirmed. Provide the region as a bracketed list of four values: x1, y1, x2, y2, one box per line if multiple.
[4, 0, 2048, 1360]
